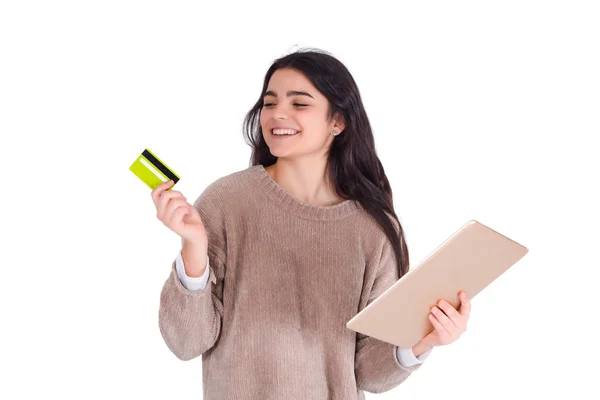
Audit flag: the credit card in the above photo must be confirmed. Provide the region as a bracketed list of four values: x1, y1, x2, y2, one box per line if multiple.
[129, 148, 180, 190]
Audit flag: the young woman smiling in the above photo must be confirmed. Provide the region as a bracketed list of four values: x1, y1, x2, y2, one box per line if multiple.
[153, 48, 471, 400]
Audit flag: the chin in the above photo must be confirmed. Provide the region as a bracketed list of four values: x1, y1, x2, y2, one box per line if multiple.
[267, 148, 293, 158]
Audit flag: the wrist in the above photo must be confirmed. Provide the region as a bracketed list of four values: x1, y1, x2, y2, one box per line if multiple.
[411, 340, 434, 358]
[181, 240, 208, 277]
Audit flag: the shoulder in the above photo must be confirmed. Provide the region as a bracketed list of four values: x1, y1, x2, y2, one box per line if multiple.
[190, 166, 258, 239]
[195, 165, 260, 203]
[351, 208, 403, 260]
[354, 208, 400, 239]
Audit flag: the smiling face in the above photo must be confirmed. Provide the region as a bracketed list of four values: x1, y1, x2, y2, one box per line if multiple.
[259, 68, 344, 159]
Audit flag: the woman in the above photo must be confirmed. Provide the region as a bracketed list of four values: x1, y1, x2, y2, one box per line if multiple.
[153, 48, 471, 399]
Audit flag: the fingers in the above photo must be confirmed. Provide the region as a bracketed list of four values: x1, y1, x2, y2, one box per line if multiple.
[458, 291, 471, 319]
[151, 180, 175, 206]
[436, 299, 461, 327]
[428, 292, 471, 345]
[430, 305, 456, 333]
[156, 190, 187, 221]
[168, 202, 190, 227]
[428, 312, 450, 340]
[165, 197, 189, 221]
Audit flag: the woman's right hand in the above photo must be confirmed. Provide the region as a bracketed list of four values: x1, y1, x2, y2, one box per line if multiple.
[151, 180, 208, 247]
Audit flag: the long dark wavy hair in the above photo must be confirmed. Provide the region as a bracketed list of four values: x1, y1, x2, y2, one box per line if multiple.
[242, 47, 410, 278]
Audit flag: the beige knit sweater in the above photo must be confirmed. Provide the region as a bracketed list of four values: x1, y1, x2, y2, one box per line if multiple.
[158, 164, 430, 399]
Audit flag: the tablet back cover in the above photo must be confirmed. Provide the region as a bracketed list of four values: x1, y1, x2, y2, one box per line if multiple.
[346, 220, 528, 348]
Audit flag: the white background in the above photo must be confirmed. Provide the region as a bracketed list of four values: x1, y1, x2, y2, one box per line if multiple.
[1, 1, 598, 399]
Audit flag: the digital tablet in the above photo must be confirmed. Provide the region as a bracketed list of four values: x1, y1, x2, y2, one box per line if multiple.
[346, 219, 529, 348]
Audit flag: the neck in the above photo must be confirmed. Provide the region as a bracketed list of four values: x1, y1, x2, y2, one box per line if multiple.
[265, 158, 343, 207]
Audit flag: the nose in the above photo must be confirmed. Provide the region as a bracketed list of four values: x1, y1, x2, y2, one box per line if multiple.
[270, 103, 293, 120]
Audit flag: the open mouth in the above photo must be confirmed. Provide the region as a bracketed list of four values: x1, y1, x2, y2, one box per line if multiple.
[271, 128, 300, 137]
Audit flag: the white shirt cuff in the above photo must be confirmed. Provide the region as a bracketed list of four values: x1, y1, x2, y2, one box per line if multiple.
[175, 250, 210, 291]
[396, 346, 433, 368]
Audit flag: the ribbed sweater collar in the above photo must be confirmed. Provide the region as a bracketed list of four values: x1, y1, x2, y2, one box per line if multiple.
[249, 164, 361, 221]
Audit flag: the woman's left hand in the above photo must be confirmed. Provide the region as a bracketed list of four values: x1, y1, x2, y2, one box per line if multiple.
[420, 291, 471, 348]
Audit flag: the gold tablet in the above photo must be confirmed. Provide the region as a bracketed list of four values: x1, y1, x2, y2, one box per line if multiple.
[346, 219, 529, 348]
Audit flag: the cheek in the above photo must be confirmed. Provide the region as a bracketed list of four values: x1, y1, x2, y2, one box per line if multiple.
[259, 110, 266, 125]
[259, 113, 270, 133]
[296, 114, 315, 131]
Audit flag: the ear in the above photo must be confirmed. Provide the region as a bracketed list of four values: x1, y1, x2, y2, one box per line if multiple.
[333, 114, 346, 134]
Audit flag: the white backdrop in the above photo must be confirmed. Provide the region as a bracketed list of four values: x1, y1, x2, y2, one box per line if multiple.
[1, 1, 598, 399]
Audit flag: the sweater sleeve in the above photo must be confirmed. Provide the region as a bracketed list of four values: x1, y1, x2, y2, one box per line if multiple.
[158, 180, 228, 361]
[355, 225, 430, 393]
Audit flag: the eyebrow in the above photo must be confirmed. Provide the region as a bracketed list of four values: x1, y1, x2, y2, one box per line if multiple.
[263, 90, 315, 99]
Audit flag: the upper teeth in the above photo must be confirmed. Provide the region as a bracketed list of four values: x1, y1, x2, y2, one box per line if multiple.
[272, 129, 299, 135]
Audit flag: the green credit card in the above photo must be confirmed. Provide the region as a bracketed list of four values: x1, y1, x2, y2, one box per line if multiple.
[129, 149, 180, 190]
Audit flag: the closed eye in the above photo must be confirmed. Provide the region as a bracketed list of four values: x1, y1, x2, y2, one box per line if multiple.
[263, 103, 308, 108]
